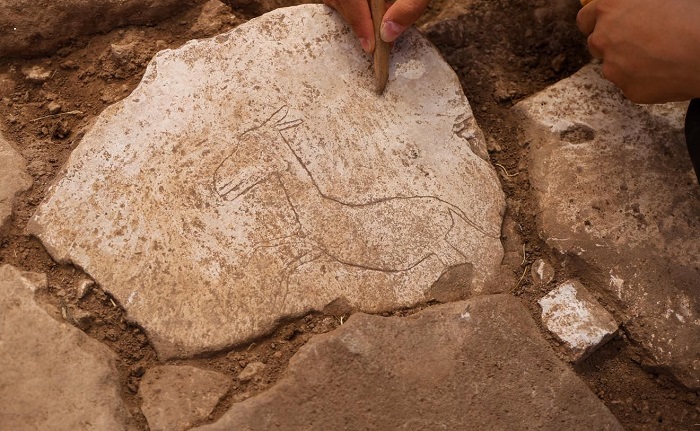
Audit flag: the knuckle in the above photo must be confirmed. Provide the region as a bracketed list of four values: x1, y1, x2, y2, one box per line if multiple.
[587, 33, 605, 52]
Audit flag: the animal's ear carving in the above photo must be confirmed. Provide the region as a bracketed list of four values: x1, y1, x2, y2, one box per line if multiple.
[266, 106, 289, 126]
[263, 106, 303, 131]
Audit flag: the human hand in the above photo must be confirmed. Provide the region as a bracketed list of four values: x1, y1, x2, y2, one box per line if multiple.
[577, 0, 700, 103]
[323, 0, 431, 53]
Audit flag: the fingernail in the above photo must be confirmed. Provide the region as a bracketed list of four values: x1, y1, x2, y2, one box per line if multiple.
[359, 37, 371, 53]
[380, 20, 406, 43]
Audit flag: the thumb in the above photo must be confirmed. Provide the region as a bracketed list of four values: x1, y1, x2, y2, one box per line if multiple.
[380, 0, 430, 42]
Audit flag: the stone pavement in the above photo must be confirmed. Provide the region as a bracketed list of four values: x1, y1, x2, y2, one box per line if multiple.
[29, 5, 505, 360]
[0, 265, 131, 431]
[516, 64, 700, 389]
[192, 295, 623, 430]
[140, 365, 232, 431]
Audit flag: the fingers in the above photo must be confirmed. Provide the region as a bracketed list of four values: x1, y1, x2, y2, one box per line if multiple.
[576, 0, 599, 35]
[381, 0, 431, 42]
[324, 0, 375, 53]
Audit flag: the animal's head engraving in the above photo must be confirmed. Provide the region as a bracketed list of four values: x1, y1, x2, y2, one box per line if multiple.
[214, 106, 303, 201]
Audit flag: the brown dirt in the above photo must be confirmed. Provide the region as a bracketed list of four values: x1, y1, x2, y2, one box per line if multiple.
[0, 0, 698, 430]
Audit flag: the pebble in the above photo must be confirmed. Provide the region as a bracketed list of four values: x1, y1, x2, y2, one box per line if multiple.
[70, 307, 94, 331]
[237, 361, 265, 383]
[47, 102, 62, 115]
[110, 42, 137, 64]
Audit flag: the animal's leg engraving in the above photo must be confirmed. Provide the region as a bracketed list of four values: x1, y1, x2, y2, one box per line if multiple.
[276, 247, 324, 308]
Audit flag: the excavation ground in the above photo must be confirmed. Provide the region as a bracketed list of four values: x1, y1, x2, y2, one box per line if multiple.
[0, 0, 698, 430]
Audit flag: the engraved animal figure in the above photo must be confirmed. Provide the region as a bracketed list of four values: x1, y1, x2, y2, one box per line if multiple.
[214, 106, 497, 274]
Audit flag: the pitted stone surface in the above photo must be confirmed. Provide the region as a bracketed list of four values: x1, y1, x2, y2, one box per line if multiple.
[192, 295, 623, 431]
[0, 265, 129, 431]
[0, 134, 32, 228]
[140, 365, 232, 431]
[0, 0, 186, 57]
[539, 280, 618, 363]
[29, 5, 505, 359]
[516, 64, 700, 388]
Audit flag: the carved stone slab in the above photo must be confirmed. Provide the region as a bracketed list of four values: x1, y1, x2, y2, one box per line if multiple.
[515, 64, 700, 389]
[29, 5, 505, 359]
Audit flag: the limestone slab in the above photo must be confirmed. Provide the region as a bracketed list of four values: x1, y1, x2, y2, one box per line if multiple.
[0, 0, 185, 57]
[0, 265, 130, 431]
[192, 295, 623, 431]
[0, 134, 32, 228]
[515, 64, 700, 388]
[539, 280, 618, 362]
[140, 365, 232, 431]
[29, 5, 505, 359]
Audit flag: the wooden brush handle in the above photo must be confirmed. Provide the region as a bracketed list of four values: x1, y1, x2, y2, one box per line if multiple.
[370, 0, 390, 94]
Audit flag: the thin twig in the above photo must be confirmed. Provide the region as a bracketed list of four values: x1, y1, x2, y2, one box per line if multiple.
[521, 244, 527, 266]
[515, 265, 530, 289]
[495, 163, 518, 177]
[29, 110, 84, 123]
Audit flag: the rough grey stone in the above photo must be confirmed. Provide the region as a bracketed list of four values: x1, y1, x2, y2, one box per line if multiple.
[539, 280, 618, 362]
[30, 5, 505, 359]
[140, 365, 232, 431]
[0, 0, 187, 57]
[0, 265, 130, 430]
[515, 63, 700, 388]
[192, 295, 623, 431]
[0, 133, 32, 228]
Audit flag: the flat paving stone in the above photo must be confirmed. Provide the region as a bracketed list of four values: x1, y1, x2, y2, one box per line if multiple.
[140, 365, 232, 431]
[515, 64, 700, 388]
[29, 5, 505, 359]
[0, 264, 130, 431]
[192, 295, 623, 431]
[0, 134, 32, 228]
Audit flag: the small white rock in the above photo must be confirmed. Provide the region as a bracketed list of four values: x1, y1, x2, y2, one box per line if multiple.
[76, 279, 95, 298]
[530, 258, 555, 285]
[22, 65, 52, 83]
[539, 280, 618, 363]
